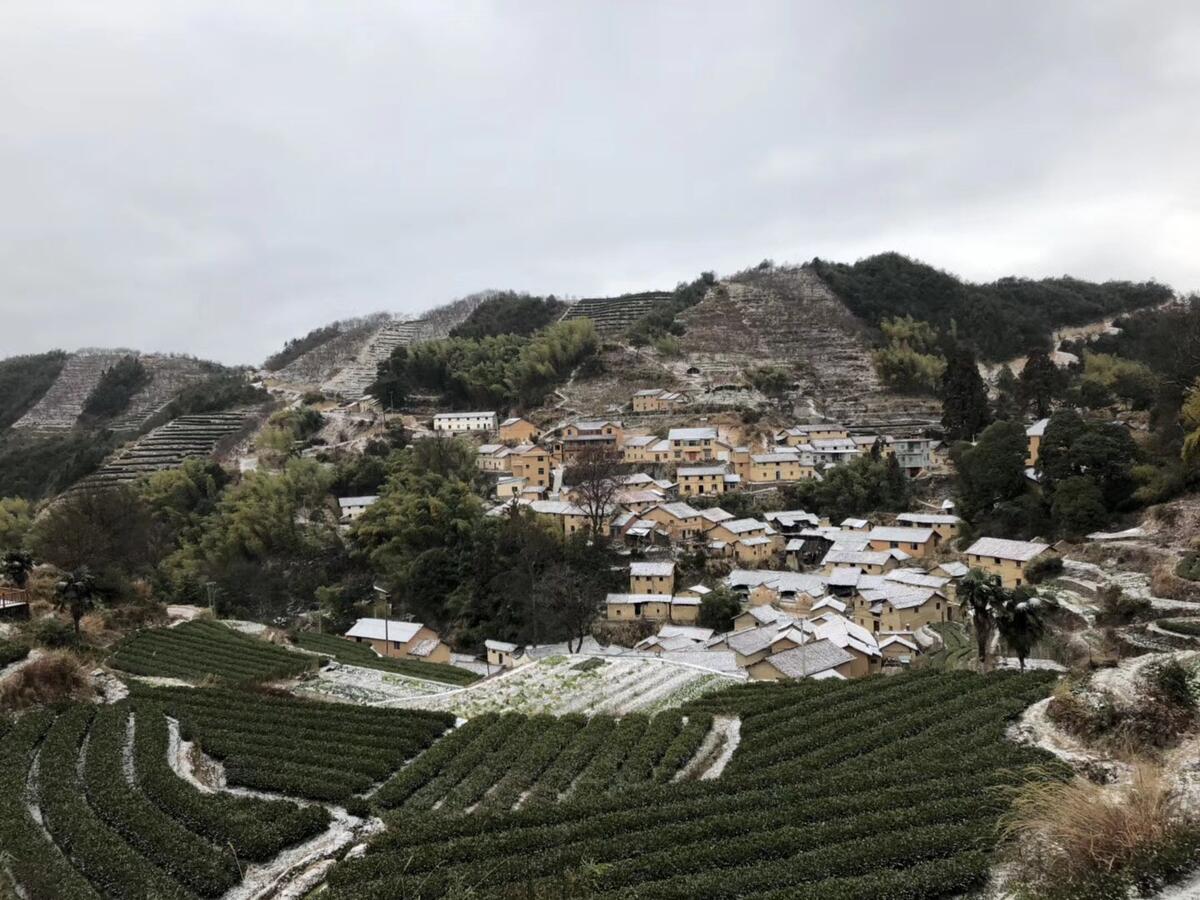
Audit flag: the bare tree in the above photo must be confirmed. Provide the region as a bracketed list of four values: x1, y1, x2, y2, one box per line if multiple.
[565, 445, 625, 539]
[534, 564, 603, 653]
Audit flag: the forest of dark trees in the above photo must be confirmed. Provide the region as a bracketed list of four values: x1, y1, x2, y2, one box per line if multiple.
[448, 292, 566, 340]
[811, 253, 1172, 361]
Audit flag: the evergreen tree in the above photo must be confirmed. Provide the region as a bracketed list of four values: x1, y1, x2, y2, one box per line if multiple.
[940, 347, 991, 441]
[1018, 347, 1063, 418]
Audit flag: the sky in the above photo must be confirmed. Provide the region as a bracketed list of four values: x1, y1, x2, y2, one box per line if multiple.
[1, 1, 1198, 366]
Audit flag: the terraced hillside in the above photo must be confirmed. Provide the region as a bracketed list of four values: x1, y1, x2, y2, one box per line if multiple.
[70, 408, 261, 491]
[560, 291, 675, 338]
[0, 693, 451, 899]
[106, 356, 214, 431]
[11, 348, 134, 431]
[678, 267, 940, 424]
[273, 295, 495, 396]
[325, 670, 1058, 899]
[111, 620, 318, 684]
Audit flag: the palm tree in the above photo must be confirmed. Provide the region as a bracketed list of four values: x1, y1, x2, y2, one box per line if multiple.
[2, 549, 34, 588]
[55, 567, 97, 634]
[994, 586, 1057, 672]
[958, 568, 1004, 671]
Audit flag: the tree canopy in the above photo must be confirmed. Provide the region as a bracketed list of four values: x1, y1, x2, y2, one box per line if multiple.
[810, 252, 1171, 361]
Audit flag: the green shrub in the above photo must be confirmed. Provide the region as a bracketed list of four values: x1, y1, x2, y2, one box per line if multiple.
[1024, 554, 1064, 585]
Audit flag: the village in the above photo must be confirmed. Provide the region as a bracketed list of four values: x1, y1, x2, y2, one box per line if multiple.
[324, 392, 1063, 687]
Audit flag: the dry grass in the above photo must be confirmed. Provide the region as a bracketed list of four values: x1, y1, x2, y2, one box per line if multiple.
[0, 651, 93, 711]
[1003, 765, 1200, 899]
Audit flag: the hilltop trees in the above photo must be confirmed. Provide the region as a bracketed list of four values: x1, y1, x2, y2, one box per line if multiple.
[369, 319, 598, 412]
[0, 498, 33, 551]
[449, 293, 566, 339]
[871, 315, 946, 394]
[940, 347, 991, 441]
[80, 355, 151, 423]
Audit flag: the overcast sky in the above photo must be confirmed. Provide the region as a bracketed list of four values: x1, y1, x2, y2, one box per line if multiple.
[2, 1, 1198, 365]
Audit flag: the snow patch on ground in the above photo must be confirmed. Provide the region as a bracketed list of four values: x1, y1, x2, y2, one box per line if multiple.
[699, 717, 741, 780]
[292, 663, 455, 706]
[0, 647, 43, 683]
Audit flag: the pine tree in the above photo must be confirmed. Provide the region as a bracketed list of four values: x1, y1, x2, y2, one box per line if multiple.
[941, 347, 991, 441]
[1019, 347, 1062, 418]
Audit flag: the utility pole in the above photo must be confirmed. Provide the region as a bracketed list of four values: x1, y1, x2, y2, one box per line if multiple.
[374, 584, 390, 657]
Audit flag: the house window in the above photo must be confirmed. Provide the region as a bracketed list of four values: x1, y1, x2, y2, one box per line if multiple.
[393, 641, 402, 649]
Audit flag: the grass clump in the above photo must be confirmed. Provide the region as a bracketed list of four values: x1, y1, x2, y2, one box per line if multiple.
[1003, 764, 1200, 899]
[0, 651, 92, 711]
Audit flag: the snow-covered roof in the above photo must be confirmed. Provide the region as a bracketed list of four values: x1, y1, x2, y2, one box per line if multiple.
[435, 410, 496, 419]
[840, 517, 869, 528]
[679, 583, 712, 596]
[700, 507, 735, 523]
[1027, 418, 1050, 437]
[670, 595, 701, 606]
[653, 502, 702, 519]
[338, 496, 379, 514]
[761, 640, 855, 678]
[605, 593, 672, 605]
[822, 548, 892, 568]
[936, 561, 970, 578]
[764, 510, 820, 528]
[658, 625, 714, 642]
[669, 427, 717, 441]
[965, 537, 1050, 562]
[485, 639, 518, 652]
[530, 500, 584, 516]
[719, 518, 770, 535]
[885, 569, 949, 589]
[408, 639, 440, 658]
[880, 635, 919, 651]
[828, 566, 863, 587]
[896, 513, 961, 526]
[868, 526, 935, 544]
[630, 561, 674, 577]
[752, 452, 802, 464]
[679, 465, 728, 477]
[345, 618, 423, 644]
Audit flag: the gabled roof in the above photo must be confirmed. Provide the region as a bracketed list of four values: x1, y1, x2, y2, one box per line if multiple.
[761, 640, 855, 678]
[1027, 418, 1050, 437]
[500, 416, 532, 427]
[678, 465, 728, 477]
[822, 548, 892, 568]
[764, 509, 820, 528]
[965, 537, 1050, 562]
[338, 495, 379, 508]
[885, 568, 949, 589]
[345, 618, 423, 644]
[435, 410, 496, 419]
[605, 592, 673, 605]
[485, 639, 518, 652]
[828, 566, 863, 587]
[868, 526, 935, 544]
[669, 427, 717, 441]
[630, 561, 675, 577]
[896, 512, 961, 526]
[718, 517, 770, 535]
[840, 517, 869, 528]
[529, 500, 585, 516]
[700, 507, 735, 523]
[651, 501, 702, 520]
[936, 561, 970, 578]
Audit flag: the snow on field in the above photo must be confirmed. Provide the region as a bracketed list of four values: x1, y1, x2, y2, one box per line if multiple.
[291, 663, 457, 705]
[384, 654, 742, 718]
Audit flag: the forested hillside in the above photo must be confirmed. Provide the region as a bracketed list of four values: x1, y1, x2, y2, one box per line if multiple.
[810, 253, 1171, 361]
[0, 351, 67, 432]
[448, 292, 566, 339]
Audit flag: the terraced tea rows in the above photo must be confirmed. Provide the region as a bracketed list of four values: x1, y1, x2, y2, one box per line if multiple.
[293, 631, 480, 685]
[389, 654, 736, 717]
[324, 670, 1058, 899]
[110, 619, 318, 684]
[12, 349, 133, 431]
[136, 685, 454, 802]
[0, 700, 330, 900]
[70, 409, 260, 491]
[371, 709, 711, 815]
[561, 292, 675, 338]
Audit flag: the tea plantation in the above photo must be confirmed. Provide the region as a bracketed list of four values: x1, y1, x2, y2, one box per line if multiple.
[0, 669, 1057, 899]
[109, 619, 316, 683]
